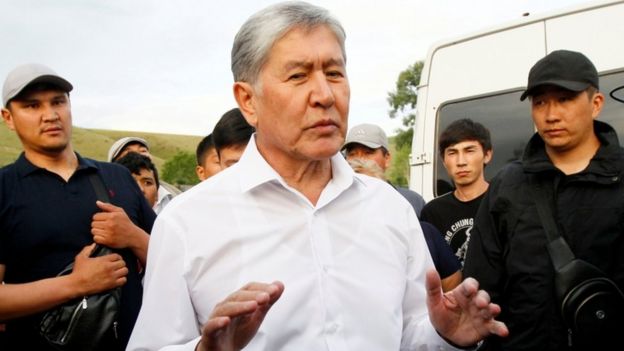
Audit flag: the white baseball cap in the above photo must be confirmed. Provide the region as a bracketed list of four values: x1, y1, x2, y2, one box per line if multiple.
[108, 137, 150, 162]
[2, 63, 73, 107]
[342, 123, 389, 150]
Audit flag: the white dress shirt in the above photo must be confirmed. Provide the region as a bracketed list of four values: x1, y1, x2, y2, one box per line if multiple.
[127, 136, 462, 351]
[153, 183, 175, 214]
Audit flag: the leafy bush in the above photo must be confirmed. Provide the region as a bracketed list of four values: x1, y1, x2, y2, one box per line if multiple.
[161, 151, 199, 187]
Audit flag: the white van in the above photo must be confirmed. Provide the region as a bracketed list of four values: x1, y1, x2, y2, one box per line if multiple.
[409, 0, 624, 201]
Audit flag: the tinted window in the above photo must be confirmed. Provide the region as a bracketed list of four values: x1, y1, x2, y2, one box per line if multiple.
[434, 70, 624, 196]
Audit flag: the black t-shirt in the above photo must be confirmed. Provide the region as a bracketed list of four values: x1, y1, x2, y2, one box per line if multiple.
[420, 191, 485, 265]
[0, 153, 156, 350]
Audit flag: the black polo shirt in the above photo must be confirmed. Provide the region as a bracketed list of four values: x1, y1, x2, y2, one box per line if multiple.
[0, 152, 156, 350]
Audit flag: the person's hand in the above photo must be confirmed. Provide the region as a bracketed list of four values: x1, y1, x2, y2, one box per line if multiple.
[91, 201, 140, 249]
[70, 243, 128, 296]
[196, 281, 285, 351]
[426, 269, 508, 347]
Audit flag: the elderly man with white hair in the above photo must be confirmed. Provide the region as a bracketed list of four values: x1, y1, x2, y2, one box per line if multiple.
[128, 2, 508, 350]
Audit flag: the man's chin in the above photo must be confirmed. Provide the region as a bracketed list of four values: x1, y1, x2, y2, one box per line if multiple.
[42, 143, 70, 154]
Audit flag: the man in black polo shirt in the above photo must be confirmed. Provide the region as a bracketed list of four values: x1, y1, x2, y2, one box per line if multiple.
[0, 64, 155, 350]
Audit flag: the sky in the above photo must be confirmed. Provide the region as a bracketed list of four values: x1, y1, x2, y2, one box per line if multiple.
[1, 0, 592, 137]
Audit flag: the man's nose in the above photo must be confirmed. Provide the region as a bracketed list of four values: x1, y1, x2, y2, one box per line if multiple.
[42, 105, 60, 121]
[457, 152, 467, 165]
[544, 100, 562, 122]
[310, 72, 335, 108]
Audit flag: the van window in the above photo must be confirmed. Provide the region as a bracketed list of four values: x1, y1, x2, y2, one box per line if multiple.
[434, 70, 624, 197]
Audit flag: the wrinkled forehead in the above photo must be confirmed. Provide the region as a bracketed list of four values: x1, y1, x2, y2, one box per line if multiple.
[262, 24, 346, 70]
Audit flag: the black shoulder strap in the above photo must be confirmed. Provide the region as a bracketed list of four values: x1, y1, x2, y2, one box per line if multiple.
[88, 172, 111, 203]
[87, 172, 113, 257]
[528, 174, 575, 270]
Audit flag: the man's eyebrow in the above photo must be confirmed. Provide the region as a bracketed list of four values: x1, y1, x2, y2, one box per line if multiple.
[283, 57, 345, 71]
[323, 57, 345, 69]
[283, 60, 312, 71]
[14, 97, 41, 104]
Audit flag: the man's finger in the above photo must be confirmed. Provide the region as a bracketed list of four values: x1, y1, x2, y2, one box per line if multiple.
[224, 290, 271, 304]
[96, 200, 123, 213]
[211, 300, 259, 319]
[203, 316, 230, 336]
[78, 243, 97, 258]
[425, 268, 443, 305]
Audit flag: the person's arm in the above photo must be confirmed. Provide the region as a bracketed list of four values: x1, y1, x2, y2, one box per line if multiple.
[463, 177, 506, 301]
[420, 221, 462, 292]
[441, 271, 463, 292]
[0, 244, 128, 321]
[91, 201, 149, 266]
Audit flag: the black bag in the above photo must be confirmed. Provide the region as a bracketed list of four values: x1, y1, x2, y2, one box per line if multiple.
[38, 173, 122, 350]
[39, 245, 121, 350]
[530, 176, 624, 347]
[553, 255, 624, 347]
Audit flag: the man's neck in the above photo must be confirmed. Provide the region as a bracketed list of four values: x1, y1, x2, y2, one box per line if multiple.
[546, 137, 601, 175]
[24, 147, 78, 182]
[277, 159, 333, 206]
[454, 179, 489, 202]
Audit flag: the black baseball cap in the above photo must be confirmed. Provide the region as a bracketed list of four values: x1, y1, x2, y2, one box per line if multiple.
[520, 50, 599, 101]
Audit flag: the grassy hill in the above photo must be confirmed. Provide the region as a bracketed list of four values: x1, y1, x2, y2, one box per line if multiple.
[1, 122, 412, 187]
[0, 122, 203, 169]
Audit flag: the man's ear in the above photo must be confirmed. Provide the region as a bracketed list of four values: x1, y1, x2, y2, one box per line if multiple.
[195, 165, 206, 182]
[383, 151, 392, 171]
[1, 108, 15, 131]
[233, 82, 258, 127]
[591, 92, 605, 120]
[483, 149, 493, 165]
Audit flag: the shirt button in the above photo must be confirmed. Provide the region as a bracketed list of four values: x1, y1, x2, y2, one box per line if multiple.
[322, 265, 329, 273]
[326, 323, 338, 333]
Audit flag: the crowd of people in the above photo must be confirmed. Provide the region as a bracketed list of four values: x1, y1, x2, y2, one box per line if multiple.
[0, 1, 622, 351]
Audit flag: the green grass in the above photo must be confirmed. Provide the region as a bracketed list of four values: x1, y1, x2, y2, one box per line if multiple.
[0, 122, 203, 169]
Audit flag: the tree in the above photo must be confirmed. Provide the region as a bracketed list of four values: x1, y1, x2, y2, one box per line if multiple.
[161, 151, 199, 187]
[387, 61, 423, 128]
[386, 61, 423, 187]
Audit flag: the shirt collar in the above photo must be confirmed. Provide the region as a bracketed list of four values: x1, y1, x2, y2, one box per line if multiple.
[15, 152, 99, 178]
[237, 134, 364, 200]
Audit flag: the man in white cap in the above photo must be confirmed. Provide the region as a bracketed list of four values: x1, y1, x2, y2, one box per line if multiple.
[342, 122, 426, 217]
[343, 123, 461, 291]
[0, 63, 155, 350]
[108, 136, 181, 214]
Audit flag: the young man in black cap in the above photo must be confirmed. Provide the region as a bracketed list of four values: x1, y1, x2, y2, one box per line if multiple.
[0, 63, 155, 350]
[463, 50, 624, 350]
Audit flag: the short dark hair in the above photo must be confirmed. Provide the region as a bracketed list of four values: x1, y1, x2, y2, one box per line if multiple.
[196, 134, 215, 165]
[115, 152, 160, 188]
[212, 108, 255, 155]
[438, 118, 492, 156]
